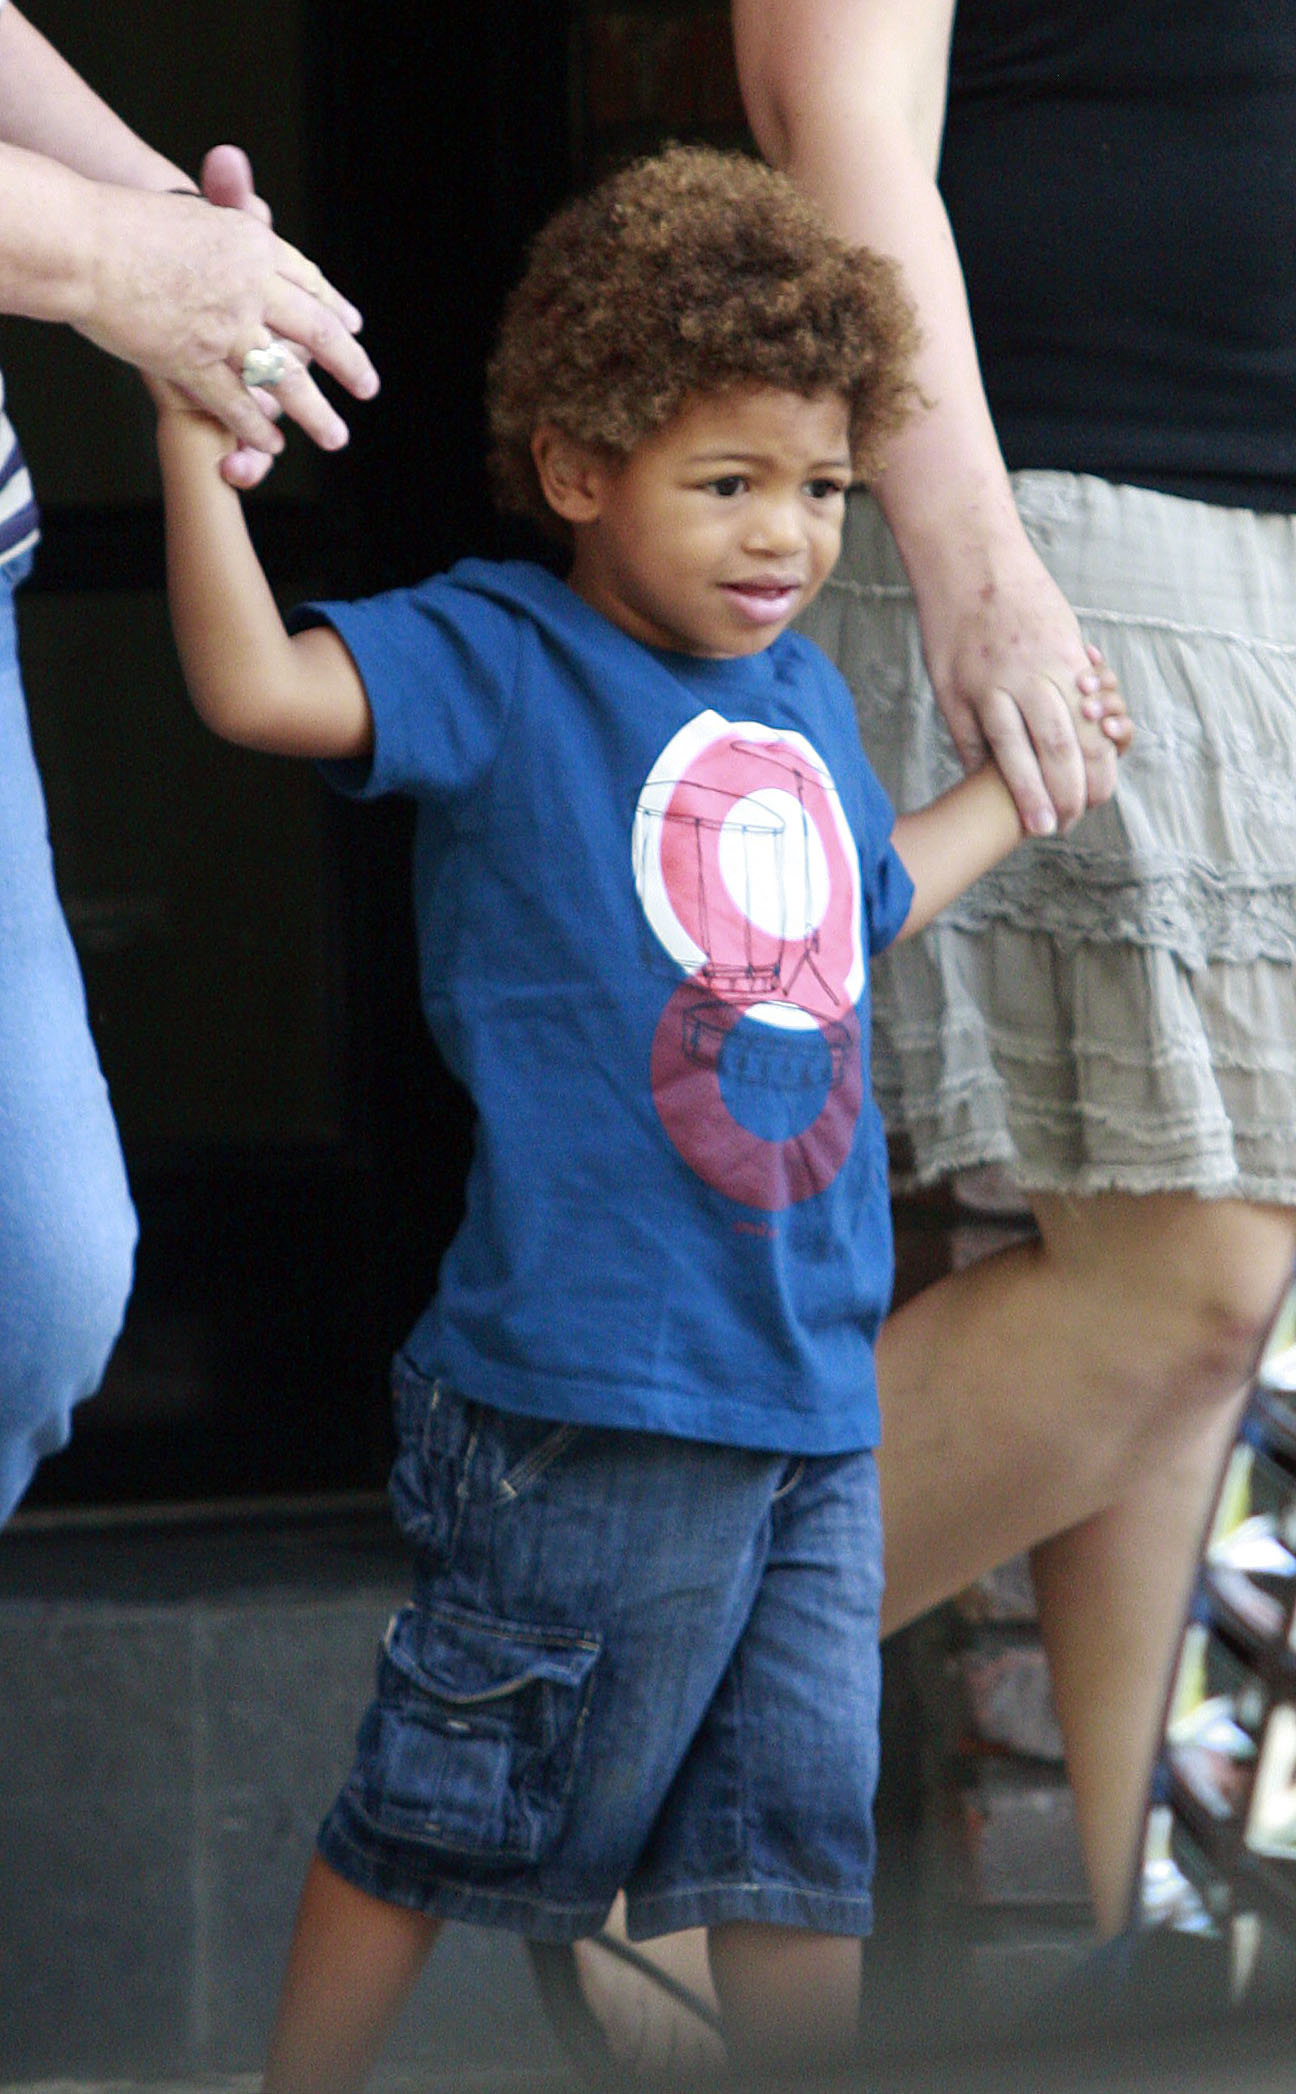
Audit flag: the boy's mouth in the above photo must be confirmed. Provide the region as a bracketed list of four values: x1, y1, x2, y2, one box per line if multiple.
[721, 579, 803, 624]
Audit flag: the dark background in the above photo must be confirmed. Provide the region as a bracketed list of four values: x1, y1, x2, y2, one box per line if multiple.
[14, 0, 747, 1509]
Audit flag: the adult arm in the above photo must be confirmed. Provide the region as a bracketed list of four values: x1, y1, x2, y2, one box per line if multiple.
[0, 2, 377, 460]
[734, 0, 1116, 833]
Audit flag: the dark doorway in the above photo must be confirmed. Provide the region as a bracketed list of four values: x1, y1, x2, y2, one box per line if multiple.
[17, 0, 577, 1509]
[16, 1, 747, 1512]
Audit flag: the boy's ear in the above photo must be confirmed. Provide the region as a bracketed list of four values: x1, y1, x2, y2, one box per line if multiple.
[531, 425, 610, 525]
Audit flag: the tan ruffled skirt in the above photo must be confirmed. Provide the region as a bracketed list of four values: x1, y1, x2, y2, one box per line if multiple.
[802, 473, 1296, 1200]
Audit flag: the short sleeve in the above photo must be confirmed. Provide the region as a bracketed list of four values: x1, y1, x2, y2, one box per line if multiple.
[866, 837, 915, 954]
[852, 739, 914, 955]
[290, 569, 522, 806]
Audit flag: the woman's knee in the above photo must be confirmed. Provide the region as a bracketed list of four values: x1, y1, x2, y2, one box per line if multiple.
[1032, 1191, 1296, 1410]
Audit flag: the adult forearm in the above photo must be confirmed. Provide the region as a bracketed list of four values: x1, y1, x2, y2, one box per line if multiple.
[735, 8, 1020, 602]
[0, 2, 198, 328]
[0, 5, 376, 463]
[0, 5, 187, 187]
[799, 133, 1017, 588]
[0, 143, 134, 325]
[735, 0, 1112, 829]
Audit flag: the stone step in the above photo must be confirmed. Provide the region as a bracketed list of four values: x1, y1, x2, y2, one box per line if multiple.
[0, 1504, 564, 2087]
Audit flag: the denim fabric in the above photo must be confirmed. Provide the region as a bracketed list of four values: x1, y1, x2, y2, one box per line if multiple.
[319, 1363, 883, 1942]
[0, 557, 135, 1519]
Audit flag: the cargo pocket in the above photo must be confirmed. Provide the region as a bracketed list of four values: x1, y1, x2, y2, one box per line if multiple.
[351, 1600, 601, 1867]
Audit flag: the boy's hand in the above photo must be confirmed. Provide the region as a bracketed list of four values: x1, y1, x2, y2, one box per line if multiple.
[198, 147, 289, 492]
[148, 366, 247, 489]
[1076, 644, 1133, 792]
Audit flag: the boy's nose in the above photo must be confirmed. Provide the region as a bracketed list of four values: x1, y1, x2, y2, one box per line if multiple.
[745, 496, 804, 553]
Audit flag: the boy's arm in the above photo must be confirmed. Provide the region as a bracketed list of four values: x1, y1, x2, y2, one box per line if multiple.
[891, 697, 1132, 940]
[156, 399, 373, 760]
[890, 765, 1023, 941]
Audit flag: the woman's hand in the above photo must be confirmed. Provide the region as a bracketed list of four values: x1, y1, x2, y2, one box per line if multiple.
[77, 155, 377, 472]
[920, 536, 1120, 834]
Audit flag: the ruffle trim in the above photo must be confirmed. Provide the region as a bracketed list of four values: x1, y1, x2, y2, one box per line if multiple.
[941, 864, 1296, 967]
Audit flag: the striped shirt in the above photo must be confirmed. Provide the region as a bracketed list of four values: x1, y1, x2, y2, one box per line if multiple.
[0, 0, 40, 568]
[0, 376, 39, 569]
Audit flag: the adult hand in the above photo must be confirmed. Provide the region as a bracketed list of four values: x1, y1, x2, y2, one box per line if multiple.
[921, 538, 1119, 834]
[198, 146, 297, 490]
[75, 155, 378, 468]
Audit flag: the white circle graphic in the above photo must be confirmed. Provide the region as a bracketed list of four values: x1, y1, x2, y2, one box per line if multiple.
[717, 787, 831, 943]
[631, 711, 864, 1016]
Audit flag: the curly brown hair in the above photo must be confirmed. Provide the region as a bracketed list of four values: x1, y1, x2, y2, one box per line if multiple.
[486, 143, 920, 534]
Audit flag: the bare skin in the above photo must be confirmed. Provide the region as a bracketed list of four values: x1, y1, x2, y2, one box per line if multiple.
[877, 1191, 1296, 1932]
[708, 1921, 862, 2076]
[262, 1858, 442, 2094]
[260, 1861, 862, 2093]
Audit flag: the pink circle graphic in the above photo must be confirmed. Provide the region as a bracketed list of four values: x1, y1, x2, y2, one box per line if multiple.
[652, 986, 862, 1209]
[655, 735, 859, 1024]
[636, 716, 866, 1210]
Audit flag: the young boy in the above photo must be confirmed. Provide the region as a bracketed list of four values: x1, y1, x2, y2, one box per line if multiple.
[152, 146, 1129, 2090]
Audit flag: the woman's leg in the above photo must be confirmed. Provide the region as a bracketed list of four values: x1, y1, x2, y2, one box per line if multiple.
[877, 1189, 1296, 1932]
[1028, 1398, 1245, 1939]
[0, 605, 136, 1519]
[262, 1855, 443, 2094]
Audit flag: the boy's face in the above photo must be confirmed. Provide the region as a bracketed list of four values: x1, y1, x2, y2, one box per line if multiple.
[550, 387, 852, 660]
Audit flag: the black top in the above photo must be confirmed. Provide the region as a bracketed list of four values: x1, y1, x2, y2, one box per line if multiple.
[942, 0, 1296, 509]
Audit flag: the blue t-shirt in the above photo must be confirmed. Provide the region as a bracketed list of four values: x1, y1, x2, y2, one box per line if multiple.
[303, 559, 913, 1452]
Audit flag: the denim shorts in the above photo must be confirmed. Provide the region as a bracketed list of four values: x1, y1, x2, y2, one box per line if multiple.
[318, 1360, 883, 1943]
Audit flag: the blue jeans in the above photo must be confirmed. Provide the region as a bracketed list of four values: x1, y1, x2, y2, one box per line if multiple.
[319, 1365, 883, 1942]
[0, 557, 136, 1519]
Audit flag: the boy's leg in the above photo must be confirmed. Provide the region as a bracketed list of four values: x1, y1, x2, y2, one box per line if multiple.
[623, 1447, 880, 2079]
[708, 1922, 861, 2075]
[262, 1854, 442, 2094]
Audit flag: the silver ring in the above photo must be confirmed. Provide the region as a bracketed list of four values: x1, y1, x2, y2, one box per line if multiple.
[240, 339, 291, 390]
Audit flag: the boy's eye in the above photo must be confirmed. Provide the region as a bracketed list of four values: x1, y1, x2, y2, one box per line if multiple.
[807, 478, 848, 501]
[707, 475, 747, 498]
